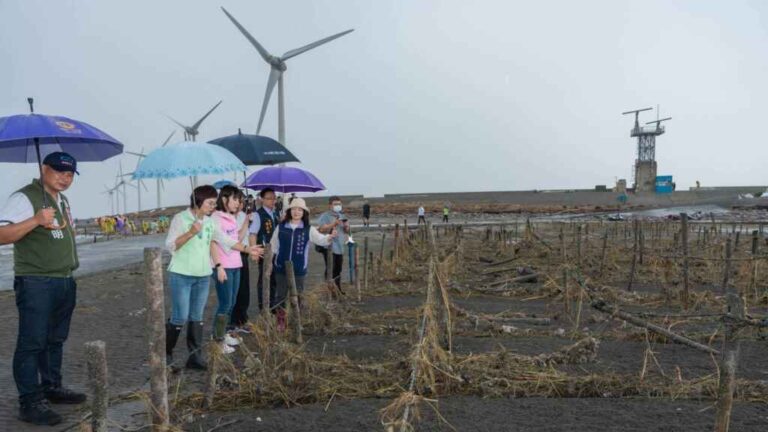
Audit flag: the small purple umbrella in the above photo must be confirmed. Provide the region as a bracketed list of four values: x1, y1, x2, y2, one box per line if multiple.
[0, 98, 123, 205]
[242, 166, 325, 193]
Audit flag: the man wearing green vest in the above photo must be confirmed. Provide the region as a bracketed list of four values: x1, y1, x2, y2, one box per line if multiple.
[0, 152, 86, 426]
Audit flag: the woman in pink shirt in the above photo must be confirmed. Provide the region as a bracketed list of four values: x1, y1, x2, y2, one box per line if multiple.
[211, 186, 250, 351]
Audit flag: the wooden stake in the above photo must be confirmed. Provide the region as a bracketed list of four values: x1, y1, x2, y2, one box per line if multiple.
[85, 340, 108, 432]
[261, 244, 274, 322]
[721, 237, 733, 294]
[286, 262, 303, 344]
[143, 248, 169, 430]
[362, 236, 369, 298]
[681, 213, 690, 309]
[713, 293, 745, 432]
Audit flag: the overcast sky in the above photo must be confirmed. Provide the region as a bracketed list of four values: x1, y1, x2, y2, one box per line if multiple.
[2, 0, 766, 218]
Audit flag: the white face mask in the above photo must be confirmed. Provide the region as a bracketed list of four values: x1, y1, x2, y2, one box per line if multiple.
[333, 204, 342, 213]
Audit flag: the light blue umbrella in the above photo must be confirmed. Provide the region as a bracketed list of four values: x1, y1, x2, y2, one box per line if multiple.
[132, 141, 246, 181]
[213, 179, 237, 190]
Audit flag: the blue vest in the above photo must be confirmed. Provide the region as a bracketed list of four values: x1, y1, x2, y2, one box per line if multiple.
[256, 207, 278, 245]
[273, 222, 311, 276]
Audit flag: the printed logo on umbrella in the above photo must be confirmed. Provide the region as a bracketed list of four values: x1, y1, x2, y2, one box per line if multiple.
[55, 121, 83, 134]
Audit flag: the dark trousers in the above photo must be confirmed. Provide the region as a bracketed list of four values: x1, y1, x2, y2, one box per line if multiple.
[321, 252, 344, 290]
[230, 252, 251, 326]
[442, 215, 448, 223]
[13, 276, 76, 403]
[418, 216, 426, 225]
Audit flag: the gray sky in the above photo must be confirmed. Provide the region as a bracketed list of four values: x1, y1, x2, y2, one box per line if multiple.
[1, 0, 766, 218]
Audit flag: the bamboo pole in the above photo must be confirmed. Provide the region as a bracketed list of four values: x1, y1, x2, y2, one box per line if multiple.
[143, 248, 169, 430]
[261, 244, 274, 332]
[721, 237, 733, 294]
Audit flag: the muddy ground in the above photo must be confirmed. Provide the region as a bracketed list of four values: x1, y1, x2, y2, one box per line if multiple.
[0, 223, 767, 431]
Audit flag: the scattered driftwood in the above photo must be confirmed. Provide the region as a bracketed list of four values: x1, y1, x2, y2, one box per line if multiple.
[486, 273, 540, 286]
[591, 299, 719, 355]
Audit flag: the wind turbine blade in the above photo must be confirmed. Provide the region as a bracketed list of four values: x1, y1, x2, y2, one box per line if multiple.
[165, 115, 188, 130]
[162, 130, 176, 147]
[257, 68, 281, 134]
[160, 179, 165, 191]
[220, 7, 273, 63]
[191, 100, 223, 132]
[140, 180, 149, 193]
[281, 29, 354, 60]
[125, 151, 145, 157]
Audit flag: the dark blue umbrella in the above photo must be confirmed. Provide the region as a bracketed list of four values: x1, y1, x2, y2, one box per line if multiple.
[208, 129, 300, 166]
[0, 98, 124, 206]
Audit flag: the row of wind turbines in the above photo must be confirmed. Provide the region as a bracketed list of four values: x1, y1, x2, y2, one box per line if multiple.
[101, 6, 353, 215]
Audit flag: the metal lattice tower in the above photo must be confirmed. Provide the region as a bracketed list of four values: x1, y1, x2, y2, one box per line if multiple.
[621, 107, 671, 192]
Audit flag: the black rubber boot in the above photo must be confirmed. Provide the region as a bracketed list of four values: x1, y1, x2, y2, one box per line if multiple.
[19, 399, 62, 426]
[185, 321, 208, 370]
[165, 322, 183, 371]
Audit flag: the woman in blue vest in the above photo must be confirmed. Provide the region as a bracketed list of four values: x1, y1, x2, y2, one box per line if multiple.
[269, 198, 335, 331]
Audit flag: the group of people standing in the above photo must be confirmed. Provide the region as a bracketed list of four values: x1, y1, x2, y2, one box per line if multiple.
[163, 186, 351, 369]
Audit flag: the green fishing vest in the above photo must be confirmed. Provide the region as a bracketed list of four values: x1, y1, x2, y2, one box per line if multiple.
[14, 180, 79, 277]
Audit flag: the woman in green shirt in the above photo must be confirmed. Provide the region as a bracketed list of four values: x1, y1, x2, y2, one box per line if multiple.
[163, 186, 262, 370]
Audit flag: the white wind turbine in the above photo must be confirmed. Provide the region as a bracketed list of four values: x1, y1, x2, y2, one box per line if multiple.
[220, 7, 353, 145]
[166, 101, 222, 142]
[125, 131, 176, 210]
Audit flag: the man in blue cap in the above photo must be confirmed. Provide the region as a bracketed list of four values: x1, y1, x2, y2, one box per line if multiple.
[0, 151, 87, 426]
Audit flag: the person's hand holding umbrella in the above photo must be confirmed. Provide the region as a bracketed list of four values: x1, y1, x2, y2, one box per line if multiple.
[34, 207, 57, 229]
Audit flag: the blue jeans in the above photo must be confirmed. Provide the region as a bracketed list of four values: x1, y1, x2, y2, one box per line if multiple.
[169, 272, 210, 326]
[213, 268, 240, 321]
[13, 276, 76, 403]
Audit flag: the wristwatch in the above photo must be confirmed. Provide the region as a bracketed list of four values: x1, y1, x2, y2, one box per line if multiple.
[214, 263, 222, 269]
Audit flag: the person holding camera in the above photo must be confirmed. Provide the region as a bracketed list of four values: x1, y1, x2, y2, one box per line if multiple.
[317, 196, 350, 291]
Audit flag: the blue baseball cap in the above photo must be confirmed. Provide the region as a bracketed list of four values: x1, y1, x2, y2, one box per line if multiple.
[43, 152, 79, 175]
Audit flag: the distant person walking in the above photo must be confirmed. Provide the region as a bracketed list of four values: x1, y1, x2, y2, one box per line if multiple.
[417, 205, 426, 225]
[164, 186, 262, 371]
[244, 188, 279, 320]
[318, 196, 350, 292]
[362, 201, 371, 227]
[442, 205, 449, 223]
[0, 152, 86, 426]
[269, 198, 335, 331]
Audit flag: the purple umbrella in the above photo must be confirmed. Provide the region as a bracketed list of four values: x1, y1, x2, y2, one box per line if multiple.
[0, 98, 123, 205]
[242, 166, 325, 193]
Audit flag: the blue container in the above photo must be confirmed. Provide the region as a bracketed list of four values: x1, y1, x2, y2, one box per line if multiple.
[655, 175, 673, 194]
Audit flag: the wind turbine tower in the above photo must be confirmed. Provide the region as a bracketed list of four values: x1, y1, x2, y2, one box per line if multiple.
[622, 107, 672, 193]
[221, 7, 353, 146]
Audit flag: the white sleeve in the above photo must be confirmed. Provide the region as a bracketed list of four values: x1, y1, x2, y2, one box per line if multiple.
[213, 219, 237, 251]
[0, 193, 34, 226]
[309, 226, 333, 247]
[248, 213, 262, 236]
[165, 213, 185, 252]
[269, 227, 280, 257]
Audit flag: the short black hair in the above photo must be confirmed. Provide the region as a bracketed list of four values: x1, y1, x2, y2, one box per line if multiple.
[328, 195, 341, 204]
[259, 188, 275, 199]
[190, 185, 218, 209]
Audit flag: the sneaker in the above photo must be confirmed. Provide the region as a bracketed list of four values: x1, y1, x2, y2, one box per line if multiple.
[234, 326, 252, 334]
[221, 342, 236, 354]
[19, 399, 62, 426]
[223, 333, 241, 347]
[44, 387, 87, 404]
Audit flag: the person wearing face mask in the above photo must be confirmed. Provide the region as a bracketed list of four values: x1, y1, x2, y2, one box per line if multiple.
[164, 186, 263, 371]
[317, 196, 349, 292]
[269, 198, 336, 331]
